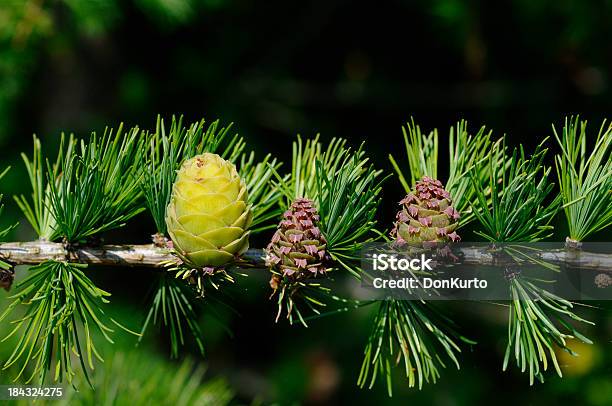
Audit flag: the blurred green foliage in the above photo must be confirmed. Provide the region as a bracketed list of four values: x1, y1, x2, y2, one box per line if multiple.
[0, 268, 234, 405]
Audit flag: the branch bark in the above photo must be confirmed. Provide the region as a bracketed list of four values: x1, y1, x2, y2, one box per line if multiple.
[0, 240, 264, 268]
[0, 240, 610, 271]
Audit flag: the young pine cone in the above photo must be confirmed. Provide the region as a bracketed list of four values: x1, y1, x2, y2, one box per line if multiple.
[391, 176, 460, 247]
[166, 153, 252, 268]
[265, 198, 330, 282]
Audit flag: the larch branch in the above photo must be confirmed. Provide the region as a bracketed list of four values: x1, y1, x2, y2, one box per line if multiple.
[0, 241, 610, 271]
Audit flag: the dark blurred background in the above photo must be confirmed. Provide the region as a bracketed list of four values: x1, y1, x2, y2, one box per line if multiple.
[0, 1, 611, 405]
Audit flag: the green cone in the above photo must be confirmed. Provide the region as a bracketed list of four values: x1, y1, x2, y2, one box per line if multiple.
[166, 153, 252, 267]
